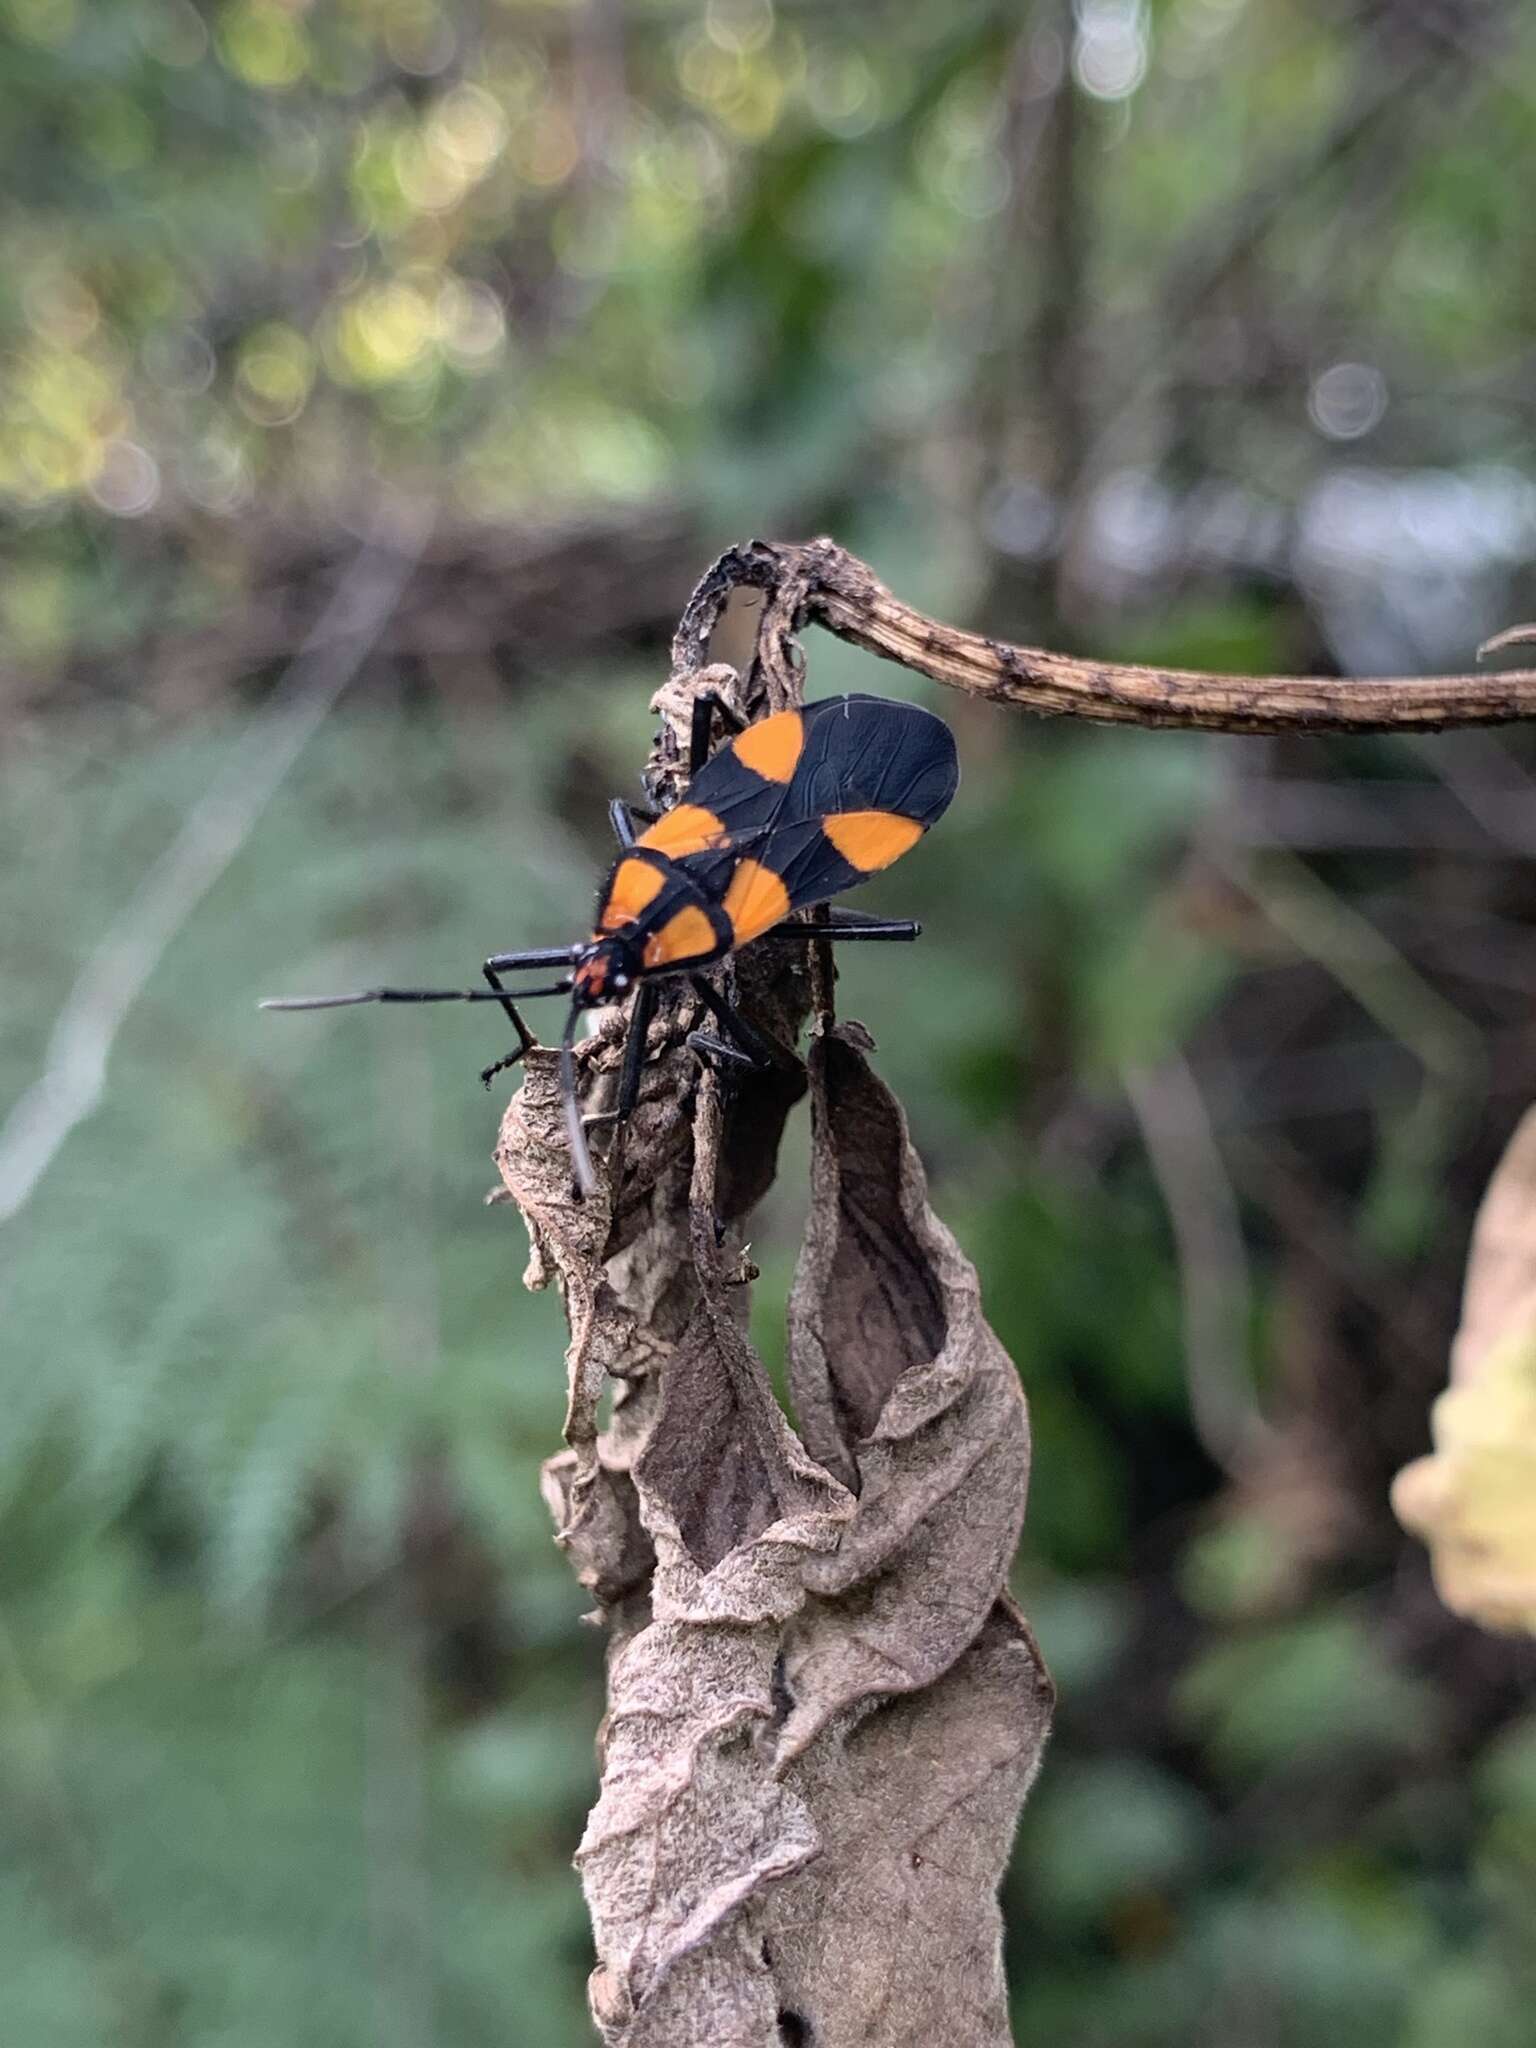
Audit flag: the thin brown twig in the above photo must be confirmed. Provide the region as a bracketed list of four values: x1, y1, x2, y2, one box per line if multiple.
[673, 537, 1536, 735]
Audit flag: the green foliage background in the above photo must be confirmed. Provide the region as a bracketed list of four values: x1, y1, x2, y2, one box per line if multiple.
[4, 2, 1536, 2043]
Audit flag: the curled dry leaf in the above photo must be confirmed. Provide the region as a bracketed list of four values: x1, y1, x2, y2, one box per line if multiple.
[496, 1033, 626, 1502]
[499, 1007, 1049, 2045]
[502, 998, 697, 1615]
[1392, 1103, 1536, 1635]
[781, 1028, 1043, 1761]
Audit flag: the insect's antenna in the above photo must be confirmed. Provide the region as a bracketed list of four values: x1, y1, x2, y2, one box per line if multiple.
[560, 1001, 597, 1199]
[260, 981, 573, 1012]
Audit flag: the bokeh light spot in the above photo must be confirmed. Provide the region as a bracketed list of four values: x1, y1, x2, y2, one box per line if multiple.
[704, 0, 774, 58]
[804, 51, 879, 137]
[431, 84, 509, 171]
[435, 279, 507, 370]
[142, 326, 216, 397]
[1073, 0, 1149, 101]
[179, 427, 253, 513]
[23, 272, 101, 348]
[236, 323, 315, 426]
[386, 2, 455, 78]
[331, 281, 438, 386]
[217, 1, 311, 91]
[1308, 361, 1387, 442]
[88, 439, 161, 517]
[394, 132, 470, 214]
[511, 105, 580, 187]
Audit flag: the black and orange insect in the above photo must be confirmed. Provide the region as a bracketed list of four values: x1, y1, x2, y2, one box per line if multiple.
[263, 692, 958, 1193]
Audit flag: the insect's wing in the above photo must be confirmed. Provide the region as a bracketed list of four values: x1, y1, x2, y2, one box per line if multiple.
[794, 692, 959, 834]
[710, 813, 907, 946]
[634, 708, 805, 860]
[639, 695, 956, 851]
[640, 695, 959, 947]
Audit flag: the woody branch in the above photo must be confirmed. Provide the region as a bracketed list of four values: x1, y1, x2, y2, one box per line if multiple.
[673, 537, 1536, 735]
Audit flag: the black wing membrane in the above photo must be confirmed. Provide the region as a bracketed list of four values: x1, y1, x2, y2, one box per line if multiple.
[794, 691, 959, 826]
[683, 692, 957, 835]
[671, 693, 959, 927]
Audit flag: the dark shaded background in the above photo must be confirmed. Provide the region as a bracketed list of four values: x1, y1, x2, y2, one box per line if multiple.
[3, 3, 1535, 2043]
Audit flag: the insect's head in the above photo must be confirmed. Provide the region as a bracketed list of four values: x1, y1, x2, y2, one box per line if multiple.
[569, 933, 642, 1010]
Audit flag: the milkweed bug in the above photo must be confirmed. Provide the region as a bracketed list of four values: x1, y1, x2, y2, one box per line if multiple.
[263, 691, 958, 1194]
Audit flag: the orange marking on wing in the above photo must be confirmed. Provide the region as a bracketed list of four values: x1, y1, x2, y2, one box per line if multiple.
[642, 904, 719, 970]
[597, 857, 664, 932]
[731, 709, 804, 784]
[638, 803, 727, 859]
[822, 810, 924, 873]
[721, 857, 792, 946]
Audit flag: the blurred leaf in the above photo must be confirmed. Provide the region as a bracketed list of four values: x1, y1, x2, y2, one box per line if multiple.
[1017, 1757, 1211, 1932]
[1016, 1575, 1135, 1697]
[1400, 1955, 1536, 2048]
[1180, 1513, 1304, 1623]
[0, 1589, 593, 2048]
[1175, 1611, 1436, 1778]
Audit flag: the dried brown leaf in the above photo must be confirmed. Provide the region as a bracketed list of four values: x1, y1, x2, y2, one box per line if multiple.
[780, 1027, 1041, 1758]
[496, 1043, 623, 1458]
[524, 1037, 1049, 2046]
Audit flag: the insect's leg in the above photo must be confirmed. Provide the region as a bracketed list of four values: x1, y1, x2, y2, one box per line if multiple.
[757, 912, 921, 943]
[263, 978, 572, 1012]
[685, 1030, 758, 1072]
[475, 948, 582, 1081]
[608, 798, 652, 849]
[688, 691, 746, 777]
[824, 909, 920, 937]
[483, 965, 537, 1051]
[686, 974, 786, 1069]
[479, 962, 538, 1089]
[615, 981, 658, 1120]
[485, 946, 581, 972]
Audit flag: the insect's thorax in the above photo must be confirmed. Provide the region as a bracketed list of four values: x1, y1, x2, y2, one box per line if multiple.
[579, 850, 729, 1000]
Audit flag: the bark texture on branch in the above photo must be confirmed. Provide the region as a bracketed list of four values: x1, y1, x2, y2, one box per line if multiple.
[495, 557, 1054, 2046]
[673, 537, 1536, 734]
